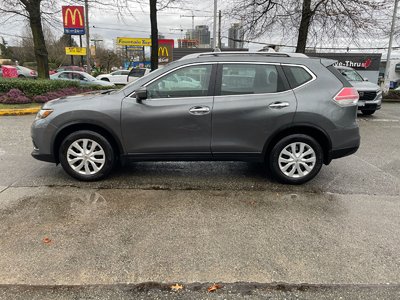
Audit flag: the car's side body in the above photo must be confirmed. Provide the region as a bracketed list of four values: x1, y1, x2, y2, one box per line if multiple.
[32, 53, 360, 183]
[96, 68, 150, 85]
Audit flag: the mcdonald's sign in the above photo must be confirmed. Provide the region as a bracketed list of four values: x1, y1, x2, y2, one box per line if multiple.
[62, 6, 85, 35]
[158, 46, 169, 57]
[158, 39, 174, 64]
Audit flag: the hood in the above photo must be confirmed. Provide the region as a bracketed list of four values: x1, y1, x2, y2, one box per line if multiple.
[43, 90, 116, 109]
[349, 80, 380, 91]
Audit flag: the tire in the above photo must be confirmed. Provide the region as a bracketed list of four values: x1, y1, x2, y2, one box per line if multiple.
[59, 130, 115, 181]
[269, 134, 323, 184]
[18, 75, 25, 78]
[361, 110, 375, 115]
[100, 78, 110, 82]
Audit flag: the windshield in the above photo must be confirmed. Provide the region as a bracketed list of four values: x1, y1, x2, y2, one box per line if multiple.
[338, 68, 364, 82]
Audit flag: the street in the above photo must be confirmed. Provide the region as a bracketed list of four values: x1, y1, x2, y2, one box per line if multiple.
[0, 103, 399, 298]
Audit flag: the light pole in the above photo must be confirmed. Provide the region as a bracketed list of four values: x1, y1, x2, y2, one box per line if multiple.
[212, 0, 217, 49]
[383, 0, 399, 92]
[85, 0, 91, 73]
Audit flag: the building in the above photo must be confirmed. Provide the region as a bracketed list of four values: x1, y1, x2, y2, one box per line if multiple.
[193, 25, 210, 48]
[228, 23, 244, 49]
[177, 39, 199, 48]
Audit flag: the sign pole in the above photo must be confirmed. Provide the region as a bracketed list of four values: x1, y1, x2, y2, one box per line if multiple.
[79, 35, 84, 67]
[383, 0, 399, 92]
[70, 35, 74, 65]
[84, 0, 91, 73]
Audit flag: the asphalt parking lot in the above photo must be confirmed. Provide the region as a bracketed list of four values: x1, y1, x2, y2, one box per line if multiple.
[0, 103, 399, 298]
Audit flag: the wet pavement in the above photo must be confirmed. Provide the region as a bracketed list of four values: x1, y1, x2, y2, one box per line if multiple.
[0, 104, 399, 298]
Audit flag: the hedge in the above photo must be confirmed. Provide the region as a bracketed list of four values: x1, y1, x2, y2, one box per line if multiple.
[0, 79, 110, 97]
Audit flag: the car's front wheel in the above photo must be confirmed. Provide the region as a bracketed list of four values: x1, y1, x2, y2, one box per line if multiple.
[269, 134, 323, 184]
[59, 130, 115, 181]
[100, 78, 110, 82]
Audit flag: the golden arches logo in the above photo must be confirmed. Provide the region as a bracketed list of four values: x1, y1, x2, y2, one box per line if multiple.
[64, 8, 83, 27]
[158, 46, 169, 57]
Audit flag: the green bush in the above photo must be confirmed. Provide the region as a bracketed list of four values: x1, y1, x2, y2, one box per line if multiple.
[0, 79, 111, 97]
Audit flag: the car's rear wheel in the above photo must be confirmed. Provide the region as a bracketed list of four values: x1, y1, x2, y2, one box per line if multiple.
[269, 134, 323, 184]
[18, 75, 25, 78]
[59, 130, 115, 181]
[361, 110, 375, 115]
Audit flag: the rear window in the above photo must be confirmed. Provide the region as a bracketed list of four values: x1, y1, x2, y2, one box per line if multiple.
[283, 65, 313, 89]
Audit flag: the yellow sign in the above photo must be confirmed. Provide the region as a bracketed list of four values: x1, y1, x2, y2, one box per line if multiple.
[65, 47, 87, 56]
[117, 37, 152, 47]
[158, 46, 168, 57]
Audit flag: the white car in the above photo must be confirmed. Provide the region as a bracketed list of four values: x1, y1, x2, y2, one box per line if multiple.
[50, 71, 115, 87]
[96, 68, 150, 85]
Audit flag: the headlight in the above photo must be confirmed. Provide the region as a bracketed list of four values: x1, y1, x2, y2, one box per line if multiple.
[35, 109, 53, 120]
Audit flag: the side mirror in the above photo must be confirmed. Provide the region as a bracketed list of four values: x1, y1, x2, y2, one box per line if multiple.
[135, 87, 147, 102]
[363, 77, 369, 82]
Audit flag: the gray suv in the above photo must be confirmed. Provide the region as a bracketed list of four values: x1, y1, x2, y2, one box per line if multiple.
[31, 52, 360, 184]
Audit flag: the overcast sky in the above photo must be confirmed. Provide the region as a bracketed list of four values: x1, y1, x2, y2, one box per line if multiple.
[0, 0, 399, 56]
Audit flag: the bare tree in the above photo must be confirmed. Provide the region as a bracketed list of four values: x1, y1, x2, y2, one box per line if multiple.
[0, 0, 58, 78]
[229, 0, 389, 53]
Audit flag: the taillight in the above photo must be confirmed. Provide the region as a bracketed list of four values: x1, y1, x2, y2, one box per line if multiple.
[333, 87, 359, 106]
[30, 71, 36, 76]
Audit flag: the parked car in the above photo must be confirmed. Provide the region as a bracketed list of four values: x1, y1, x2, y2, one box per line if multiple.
[335, 66, 382, 115]
[15, 65, 38, 79]
[96, 68, 150, 85]
[31, 52, 360, 184]
[50, 71, 115, 87]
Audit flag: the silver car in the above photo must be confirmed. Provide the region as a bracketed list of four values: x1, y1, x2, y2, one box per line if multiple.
[335, 66, 382, 115]
[50, 71, 115, 87]
[31, 52, 360, 184]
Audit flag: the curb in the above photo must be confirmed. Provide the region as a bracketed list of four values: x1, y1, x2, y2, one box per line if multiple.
[0, 107, 41, 116]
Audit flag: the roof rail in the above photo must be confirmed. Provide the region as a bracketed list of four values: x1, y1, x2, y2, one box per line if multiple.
[180, 51, 308, 60]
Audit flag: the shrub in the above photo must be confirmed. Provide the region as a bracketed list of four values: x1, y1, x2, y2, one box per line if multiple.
[0, 78, 113, 97]
[32, 87, 92, 103]
[0, 88, 31, 104]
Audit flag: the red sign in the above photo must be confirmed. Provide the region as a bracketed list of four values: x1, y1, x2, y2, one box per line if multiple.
[62, 6, 85, 35]
[1, 66, 18, 78]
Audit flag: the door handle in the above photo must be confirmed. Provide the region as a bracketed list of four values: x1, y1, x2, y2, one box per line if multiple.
[269, 102, 290, 109]
[189, 106, 210, 115]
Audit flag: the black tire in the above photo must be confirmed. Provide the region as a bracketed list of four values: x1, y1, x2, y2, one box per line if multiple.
[101, 78, 110, 82]
[59, 130, 115, 181]
[269, 134, 323, 184]
[361, 110, 375, 115]
[18, 75, 25, 78]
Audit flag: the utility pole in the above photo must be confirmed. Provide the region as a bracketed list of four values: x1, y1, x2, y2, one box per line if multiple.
[84, 0, 91, 73]
[212, 0, 217, 49]
[218, 10, 222, 49]
[383, 0, 399, 92]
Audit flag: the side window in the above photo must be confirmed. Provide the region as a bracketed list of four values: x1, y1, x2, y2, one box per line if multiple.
[59, 72, 71, 79]
[129, 68, 147, 78]
[282, 65, 313, 89]
[221, 64, 284, 95]
[146, 65, 212, 99]
[121, 70, 130, 76]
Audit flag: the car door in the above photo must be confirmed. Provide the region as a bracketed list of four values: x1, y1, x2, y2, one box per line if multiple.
[121, 63, 216, 157]
[211, 62, 297, 158]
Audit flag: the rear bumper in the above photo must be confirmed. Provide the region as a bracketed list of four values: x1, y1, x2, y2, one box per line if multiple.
[330, 145, 359, 160]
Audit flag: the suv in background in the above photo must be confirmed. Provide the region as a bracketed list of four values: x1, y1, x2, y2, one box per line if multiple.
[31, 52, 360, 184]
[335, 66, 382, 115]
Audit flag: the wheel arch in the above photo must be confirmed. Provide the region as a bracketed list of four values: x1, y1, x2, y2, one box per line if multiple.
[263, 124, 332, 165]
[53, 123, 123, 163]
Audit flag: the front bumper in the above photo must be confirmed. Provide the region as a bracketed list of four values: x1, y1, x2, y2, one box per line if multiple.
[357, 94, 382, 111]
[31, 118, 58, 163]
